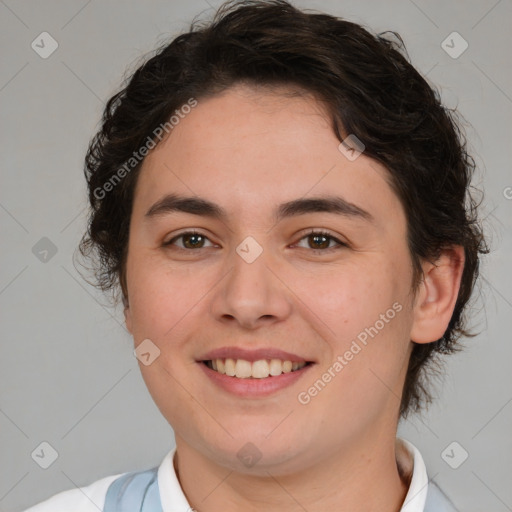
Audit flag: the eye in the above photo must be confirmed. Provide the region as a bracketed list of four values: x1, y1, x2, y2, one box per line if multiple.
[163, 229, 347, 253]
[163, 230, 216, 250]
[294, 229, 347, 253]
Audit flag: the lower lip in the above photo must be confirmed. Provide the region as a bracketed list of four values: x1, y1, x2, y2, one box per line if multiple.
[198, 362, 314, 398]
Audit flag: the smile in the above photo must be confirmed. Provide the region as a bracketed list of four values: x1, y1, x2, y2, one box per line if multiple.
[203, 358, 309, 379]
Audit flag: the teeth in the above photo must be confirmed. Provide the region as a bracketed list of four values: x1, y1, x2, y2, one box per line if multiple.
[252, 359, 270, 378]
[206, 358, 307, 378]
[225, 358, 236, 376]
[269, 358, 283, 376]
[235, 359, 252, 378]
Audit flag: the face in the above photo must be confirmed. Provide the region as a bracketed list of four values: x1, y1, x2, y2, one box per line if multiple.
[124, 84, 418, 474]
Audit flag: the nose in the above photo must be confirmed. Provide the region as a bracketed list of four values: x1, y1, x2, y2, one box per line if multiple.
[209, 242, 293, 330]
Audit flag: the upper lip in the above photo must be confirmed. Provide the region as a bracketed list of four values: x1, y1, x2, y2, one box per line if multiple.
[198, 346, 314, 363]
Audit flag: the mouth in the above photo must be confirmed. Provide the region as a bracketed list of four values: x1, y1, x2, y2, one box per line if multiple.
[196, 347, 315, 396]
[202, 358, 312, 379]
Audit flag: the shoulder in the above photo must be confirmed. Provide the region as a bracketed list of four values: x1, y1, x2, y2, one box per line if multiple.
[23, 472, 127, 512]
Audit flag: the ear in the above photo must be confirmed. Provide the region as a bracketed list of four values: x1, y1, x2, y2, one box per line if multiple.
[123, 298, 133, 334]
[410, 246, 465, 344]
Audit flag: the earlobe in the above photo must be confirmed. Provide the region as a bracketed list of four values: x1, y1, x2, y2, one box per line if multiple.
[124, 302, 133, 334]
[410, 246, 465, 344]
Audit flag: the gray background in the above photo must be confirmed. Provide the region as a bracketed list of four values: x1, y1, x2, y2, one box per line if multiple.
[1, 0, 511, 511]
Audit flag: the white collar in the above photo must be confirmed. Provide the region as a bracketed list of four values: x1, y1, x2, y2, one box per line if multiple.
[157, 437, 429, 511]
[396, 438, 429, 511]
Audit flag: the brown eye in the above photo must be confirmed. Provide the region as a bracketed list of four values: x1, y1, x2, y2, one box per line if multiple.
[164, 231, 214, 250]
[295, 230, 347, 252]
[307, 233, 331, 250]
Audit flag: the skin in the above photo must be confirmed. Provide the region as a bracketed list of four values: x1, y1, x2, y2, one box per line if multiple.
[124, 84, 464, 512]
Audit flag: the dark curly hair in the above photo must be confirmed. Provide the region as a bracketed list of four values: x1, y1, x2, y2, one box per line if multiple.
[78, 0, 488, 418]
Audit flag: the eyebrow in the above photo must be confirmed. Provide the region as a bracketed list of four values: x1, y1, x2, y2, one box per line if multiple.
[145, 193, 374, 224]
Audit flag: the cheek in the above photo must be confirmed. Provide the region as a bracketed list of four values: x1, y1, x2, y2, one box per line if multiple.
[299, 258, 404, 339]
[125, 251, 214, 339]
[298, 256, 413, 394]
[125, 253, 174, 337]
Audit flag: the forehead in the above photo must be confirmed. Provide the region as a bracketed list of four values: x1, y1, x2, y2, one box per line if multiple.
[134, 84, 404, 227]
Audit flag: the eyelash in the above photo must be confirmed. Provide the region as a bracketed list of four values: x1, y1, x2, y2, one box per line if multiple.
[163, 229, 347, 254]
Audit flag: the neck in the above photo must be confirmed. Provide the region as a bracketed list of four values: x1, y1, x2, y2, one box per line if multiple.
[173, 430, 409, 512]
